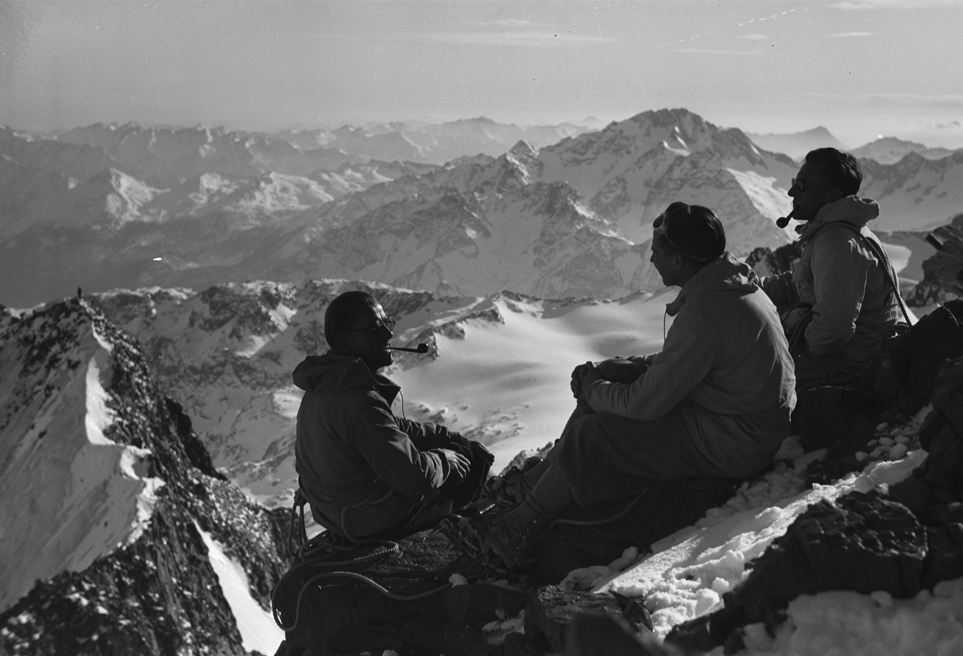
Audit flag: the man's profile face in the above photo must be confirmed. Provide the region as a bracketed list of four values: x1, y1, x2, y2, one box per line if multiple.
[789, 161, 842, 224]
[338, 302, 394, 371]
[650, 234, 682, 287]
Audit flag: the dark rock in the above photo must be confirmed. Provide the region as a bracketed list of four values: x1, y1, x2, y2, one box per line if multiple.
[527, 585, 625, 652]
[564, 614, 685, 656]
[907, 214, 963, 306]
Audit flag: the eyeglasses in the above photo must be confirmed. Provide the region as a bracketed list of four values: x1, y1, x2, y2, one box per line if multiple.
[790, 177, 807, 193]
[653, 211, 685, 255]
[347, 316, 396, 334]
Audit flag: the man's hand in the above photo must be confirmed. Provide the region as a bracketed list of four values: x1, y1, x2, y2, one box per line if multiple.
[571, 361, 601, 400]
[576, 362, 602, 402]
[438, 448, 470, 481]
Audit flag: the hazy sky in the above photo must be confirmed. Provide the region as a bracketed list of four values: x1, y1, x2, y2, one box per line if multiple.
[1, 0, 961, 148]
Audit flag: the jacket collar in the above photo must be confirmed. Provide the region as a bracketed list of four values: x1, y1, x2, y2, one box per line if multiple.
[665, 252, 760, 317]
[797, 195, 880, 243]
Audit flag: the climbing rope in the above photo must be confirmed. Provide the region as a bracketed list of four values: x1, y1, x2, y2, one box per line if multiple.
[544, 486, 652, 533]
[271, 489, 453, 633]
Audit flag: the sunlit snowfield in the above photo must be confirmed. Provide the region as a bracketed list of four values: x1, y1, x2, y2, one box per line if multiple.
[391, 287, 675, 472]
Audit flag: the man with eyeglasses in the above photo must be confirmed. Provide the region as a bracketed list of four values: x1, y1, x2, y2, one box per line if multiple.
[446, 203, 795, 571]
[761, 148, 906, 388]
[293, 290, 493, 541]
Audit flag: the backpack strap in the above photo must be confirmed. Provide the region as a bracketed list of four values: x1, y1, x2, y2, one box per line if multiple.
[818, 222, 914, 326]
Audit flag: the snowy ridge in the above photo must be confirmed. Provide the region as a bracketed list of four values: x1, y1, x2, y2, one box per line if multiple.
[0, 301, 166, 610]
[0, 297, 290, 654]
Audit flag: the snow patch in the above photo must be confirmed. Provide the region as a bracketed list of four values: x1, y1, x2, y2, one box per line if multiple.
[195, 522, 283, 655]
[661, 140, 690, 157]
[84, 354, 117, 446]
[726, 168, 795, 240]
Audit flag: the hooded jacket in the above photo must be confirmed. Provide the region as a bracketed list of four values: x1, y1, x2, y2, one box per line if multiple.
[293, 352, 457, 537]
[583, 253, 796, 476]
[762, 196, 903, 360]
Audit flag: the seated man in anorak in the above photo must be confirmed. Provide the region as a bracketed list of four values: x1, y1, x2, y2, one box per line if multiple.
[449, 202, 796, 570]
[293, 291, 492, 541]
[761, 147, 908, 388]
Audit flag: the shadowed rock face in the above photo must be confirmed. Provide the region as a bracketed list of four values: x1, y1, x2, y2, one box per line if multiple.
[908, 214, 963, 307]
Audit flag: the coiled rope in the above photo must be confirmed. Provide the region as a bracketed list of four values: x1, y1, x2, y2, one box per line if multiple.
[271, 489, 452, 633]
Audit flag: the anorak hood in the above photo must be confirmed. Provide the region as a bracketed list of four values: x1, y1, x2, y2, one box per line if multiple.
[666, 252, 759, 317]
[797, 196, 880, 243]
[293, 351, 399, 402]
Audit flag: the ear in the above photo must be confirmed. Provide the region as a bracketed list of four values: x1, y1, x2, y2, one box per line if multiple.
[334, 333, 349, 352]
[825, 186, 846, 203]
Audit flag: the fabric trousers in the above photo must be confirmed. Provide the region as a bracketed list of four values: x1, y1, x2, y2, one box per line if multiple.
[550, 400, 774, 507]
[325, 435, 494, 541]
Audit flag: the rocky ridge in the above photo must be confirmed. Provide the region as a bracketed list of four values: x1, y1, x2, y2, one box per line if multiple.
[0, 299, 291, 654]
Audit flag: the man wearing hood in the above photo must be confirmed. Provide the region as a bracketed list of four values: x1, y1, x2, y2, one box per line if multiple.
[293, 291, 492, 541]
[761, 148, 906, 388]
[447, 203, 796, 570]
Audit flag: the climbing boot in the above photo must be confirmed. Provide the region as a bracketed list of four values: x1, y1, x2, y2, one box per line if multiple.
[444, 499, 550, 571]
[483, 456, 544, 509]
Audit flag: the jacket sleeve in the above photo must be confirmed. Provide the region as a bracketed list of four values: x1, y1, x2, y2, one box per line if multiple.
[350, 395, 452, 497]
[760, 271, 799, 308]
[585, 309, 717, 421]
[804, 233, 870, 356]
[395, 417, 454, 450]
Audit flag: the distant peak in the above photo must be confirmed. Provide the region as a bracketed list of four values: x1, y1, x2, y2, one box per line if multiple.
[449, 116, 498, 126]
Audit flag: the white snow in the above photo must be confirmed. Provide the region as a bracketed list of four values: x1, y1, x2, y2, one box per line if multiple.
[726, 168, 795, 240]
[84, 354, 117, 446]
[0, 329, 165, 611]
[880, 241, 912, 276]
[394, 290, 673, 471]
[195, 522, 283, 655]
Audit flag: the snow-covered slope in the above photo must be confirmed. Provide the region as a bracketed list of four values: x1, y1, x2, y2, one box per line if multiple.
[0, 301, 166, 609]
[0, 298, 288, 654]
[861, 152, 963, 231]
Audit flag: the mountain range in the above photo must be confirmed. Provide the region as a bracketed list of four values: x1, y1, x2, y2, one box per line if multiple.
[745, 126, 850, 160]
[3, 109, 963, 308]
[273, 116, 597, 165]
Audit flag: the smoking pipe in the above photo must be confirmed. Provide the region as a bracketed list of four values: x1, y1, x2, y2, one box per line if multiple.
[776, 209, 796, 229]
[388, 343, 429, 354]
